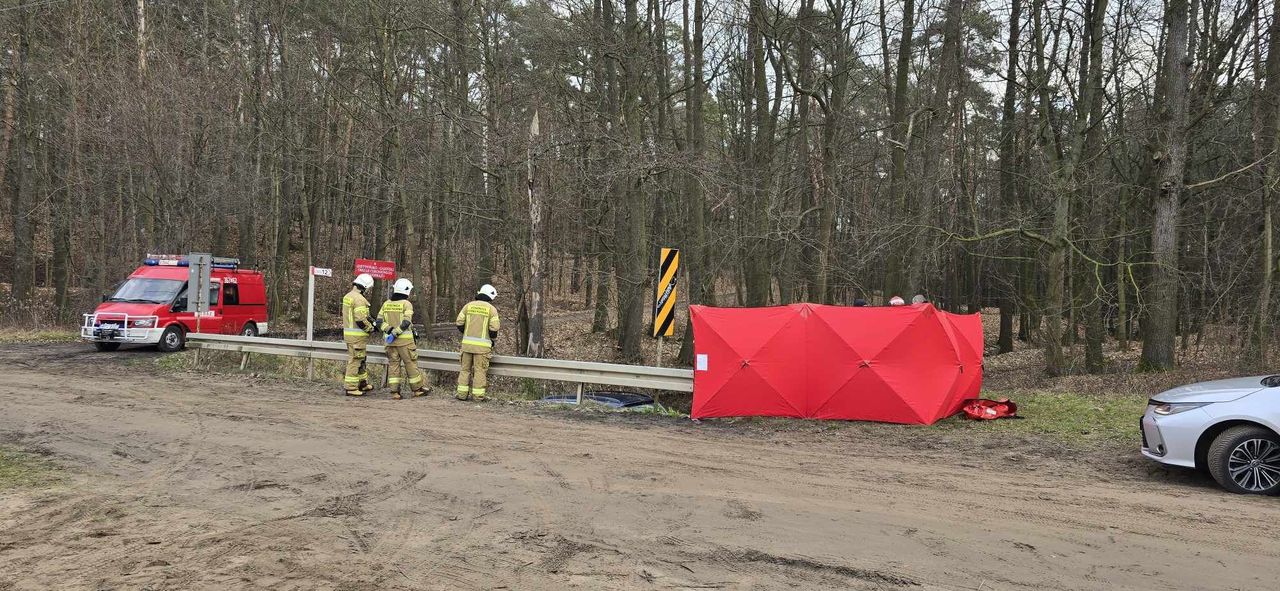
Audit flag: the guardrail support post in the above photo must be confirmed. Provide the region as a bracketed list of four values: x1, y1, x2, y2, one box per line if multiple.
[240, 352, 250, 371]
[575, 383, 583, 405]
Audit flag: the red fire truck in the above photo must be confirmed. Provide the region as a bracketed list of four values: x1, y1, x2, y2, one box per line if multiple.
[81, 254, 269, 352]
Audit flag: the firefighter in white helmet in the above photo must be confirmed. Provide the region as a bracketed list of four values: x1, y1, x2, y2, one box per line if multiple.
[455, 284, 501, 401]
[377, 278, 429, 400]
[342, 273, 377, 395]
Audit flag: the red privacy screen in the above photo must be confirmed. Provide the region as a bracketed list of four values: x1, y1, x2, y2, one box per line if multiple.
[690, 304, 983, 424]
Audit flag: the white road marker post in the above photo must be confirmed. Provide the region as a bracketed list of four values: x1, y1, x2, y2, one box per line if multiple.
[307, 266, 332, 380]
[187, 253, 213, 368]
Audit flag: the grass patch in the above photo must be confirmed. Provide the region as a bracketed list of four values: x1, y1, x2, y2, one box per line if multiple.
[152, 347, 426, 393]
[630, 402, 688, 418]
[934, 390, 1149, 444]
[153, 349, 194, 371]
[0, 329, 80, 343]
[534, 400, 689, 418]
[518, 378, 547, 399]
[0, 446, 59, 490]
[152, 348, 347, 380]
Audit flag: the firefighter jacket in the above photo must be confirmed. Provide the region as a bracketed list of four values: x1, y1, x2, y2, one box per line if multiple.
[377, 296, 416, 345]
[342, 288, 373, 342]
[456, 299, 500, 354]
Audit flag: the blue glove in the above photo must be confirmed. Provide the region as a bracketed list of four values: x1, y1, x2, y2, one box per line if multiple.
[385, 332, 396, 345]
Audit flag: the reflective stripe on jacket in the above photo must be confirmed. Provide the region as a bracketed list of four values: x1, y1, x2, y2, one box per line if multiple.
[342, 288, 371, 338]
[456, 300, 500, 352]
[377, 299, 415, 344]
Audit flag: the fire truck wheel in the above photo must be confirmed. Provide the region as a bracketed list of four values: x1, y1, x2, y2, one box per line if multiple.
[94, 342, 121, 352]
[241, 322, 259, 337]
[157, 325, 186, 353]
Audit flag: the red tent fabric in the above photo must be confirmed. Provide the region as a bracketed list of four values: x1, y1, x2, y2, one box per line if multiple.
[690, 303, 983, 424]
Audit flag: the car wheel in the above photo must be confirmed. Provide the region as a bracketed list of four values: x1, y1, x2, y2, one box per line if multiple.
[157, 325, 186, 353]
[241, 322, 259, 337]
[94, 342, 121, 352]
[1207, 425, 1280, 495]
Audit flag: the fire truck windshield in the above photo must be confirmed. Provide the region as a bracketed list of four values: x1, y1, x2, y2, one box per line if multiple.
[108, 278, 184, 304]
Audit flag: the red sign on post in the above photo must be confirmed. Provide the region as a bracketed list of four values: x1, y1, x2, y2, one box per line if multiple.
[354, 258, 397, 280]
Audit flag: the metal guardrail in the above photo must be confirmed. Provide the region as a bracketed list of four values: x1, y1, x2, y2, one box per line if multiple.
[186, 333, 694, 392]
[293, 322, 458, 341]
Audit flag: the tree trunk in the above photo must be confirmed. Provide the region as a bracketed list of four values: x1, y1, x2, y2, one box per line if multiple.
[0, 39, 16, 209]
[612, 0, 649, 361]
[818, 0, 848, 305]
[996, 0, 1022, 354]
[526, 113, 545, 358]
[136, 0, 148, 77]
[1252, 199, 1274, 367]
[7, 3, 34, 313]
[911, 0, 964, 296]
[1246, 0, 1280, 367]
[1117, 220, 1130, 351]
[1082, 0, 1109, 373]
[1140, 0, 1192, 371]
[884, 0, 916, 299]
[742, 0, 773, 307]
[1030, 0, 1069, 375]
[678, 0, 708, 365]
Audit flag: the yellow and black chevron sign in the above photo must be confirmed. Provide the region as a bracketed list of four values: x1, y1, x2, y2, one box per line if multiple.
[653, 248, 680, 337]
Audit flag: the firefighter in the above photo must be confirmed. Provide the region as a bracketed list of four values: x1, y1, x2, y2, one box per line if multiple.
[378, 278, 429, 400]
[342, 273, 378, 396]
[455, 284, 501, 401]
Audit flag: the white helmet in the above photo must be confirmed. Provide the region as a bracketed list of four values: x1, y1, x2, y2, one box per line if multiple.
[392, 278, 414, 296]
[353, 273, 374, 290]
[478, 284, 498, 300]
[889, 296, 906, 306]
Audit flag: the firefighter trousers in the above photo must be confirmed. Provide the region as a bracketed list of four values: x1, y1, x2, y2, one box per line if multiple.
[456, 351, 492, 399]
[344, 339, 369, 391]
[386, 342, 425, 393]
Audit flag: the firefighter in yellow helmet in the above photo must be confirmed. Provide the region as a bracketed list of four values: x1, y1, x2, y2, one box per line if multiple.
[377, 278, 429, 400]
[455, 284, 501, 401]
[342, 273, 377, 396]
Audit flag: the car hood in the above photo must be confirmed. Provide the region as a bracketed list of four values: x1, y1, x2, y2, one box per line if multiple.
[93, 302, 168, 318]
[1152, 376, 1270, 404]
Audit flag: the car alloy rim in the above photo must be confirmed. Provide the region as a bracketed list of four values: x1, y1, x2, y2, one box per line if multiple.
[166, 332, 179, 347]
[1227, 438, 1280, 492]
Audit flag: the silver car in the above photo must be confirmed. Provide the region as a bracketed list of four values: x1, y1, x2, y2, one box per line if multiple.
[1142, 375, 1280, 495]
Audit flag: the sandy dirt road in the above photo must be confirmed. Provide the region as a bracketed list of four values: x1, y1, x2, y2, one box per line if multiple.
[1, 343, 1277, 591]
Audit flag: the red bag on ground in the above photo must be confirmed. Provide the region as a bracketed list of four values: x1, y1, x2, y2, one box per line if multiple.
[962, 398, 1018, 420]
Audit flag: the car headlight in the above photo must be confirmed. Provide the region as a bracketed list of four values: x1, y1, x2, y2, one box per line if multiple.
[130, 318, 154, 328]
[1152, 402, 1210, 415]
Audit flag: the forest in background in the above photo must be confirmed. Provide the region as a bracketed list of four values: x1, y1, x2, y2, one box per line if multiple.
[1, 0, 1278, 374]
